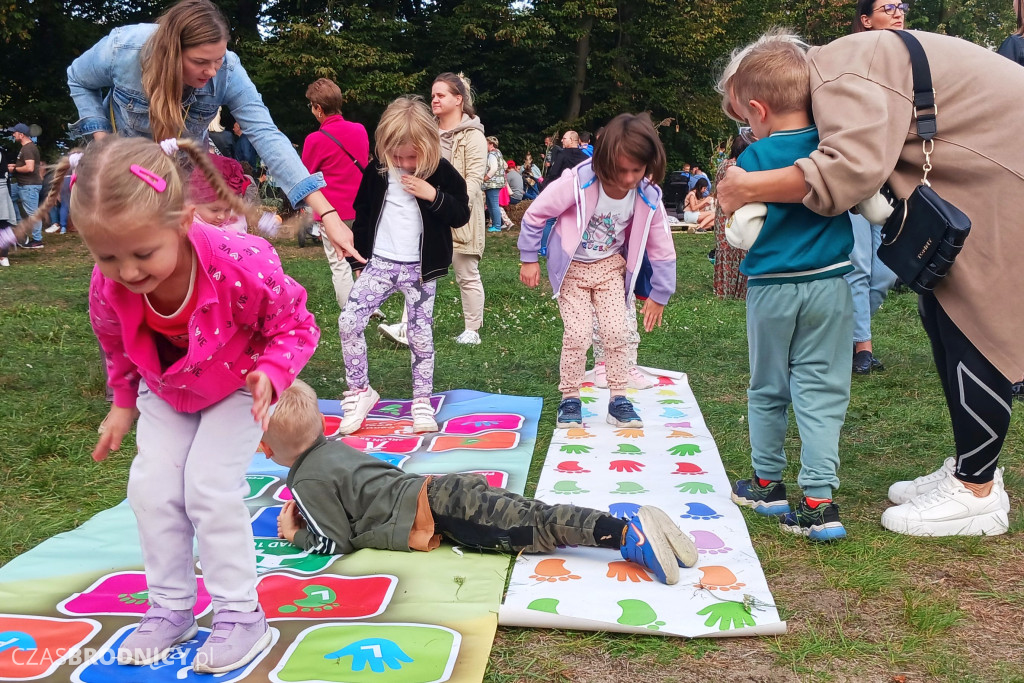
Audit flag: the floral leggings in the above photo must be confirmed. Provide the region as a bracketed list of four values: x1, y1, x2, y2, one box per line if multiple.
[338, 256, 436, 399]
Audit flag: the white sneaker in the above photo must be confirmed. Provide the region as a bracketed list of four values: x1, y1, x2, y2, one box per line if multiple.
[338, 386, 380, 435]
[627, 366, 657, 390]
[591, 362, 608, 388]
[887, 457, 956, 504]
[378, 322, 408, 346]
[0, 257, 9, 267]
[455, 329, 481, 345]
[45, 224, 61, 234]
[881, 470, 1010, 537]
[411, 401, 438, 433]
[370, 308, 387, 321]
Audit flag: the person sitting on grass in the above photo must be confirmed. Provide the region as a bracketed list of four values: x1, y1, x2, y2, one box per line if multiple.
[720, 33, 854, 542]
[681, 177, 715, 232]
[263, 380, 698, 585]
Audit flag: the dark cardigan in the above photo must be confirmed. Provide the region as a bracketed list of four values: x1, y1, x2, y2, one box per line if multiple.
[348, 158, 470, 281]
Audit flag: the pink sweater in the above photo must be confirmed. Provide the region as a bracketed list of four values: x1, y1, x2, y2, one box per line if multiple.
[301, 115, 369, 221]
[90, 224, 320, 413]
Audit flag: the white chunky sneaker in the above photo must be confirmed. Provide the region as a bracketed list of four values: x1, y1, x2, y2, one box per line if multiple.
[455, 329, 481, 345]
[881, 469, 1010, 537]
[378, 322, 408, 346]
[411, 400, 438, 433]
[887, 457, 956, 504]
[338, 386, 380, 435]
[627, 366, 657, 390]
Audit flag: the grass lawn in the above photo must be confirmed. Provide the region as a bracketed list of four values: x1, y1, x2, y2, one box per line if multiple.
[1, 230, 1021, 683]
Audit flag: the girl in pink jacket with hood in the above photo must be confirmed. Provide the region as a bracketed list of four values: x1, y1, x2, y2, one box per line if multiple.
[519, 113, 677, 430]
[23, 136, 320, 675]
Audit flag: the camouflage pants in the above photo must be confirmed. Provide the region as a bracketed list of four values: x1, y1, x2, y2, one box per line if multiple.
[427, 474, 624, 554]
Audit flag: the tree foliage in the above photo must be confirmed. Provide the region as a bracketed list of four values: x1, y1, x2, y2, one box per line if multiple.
[1, 0, 1017, 165]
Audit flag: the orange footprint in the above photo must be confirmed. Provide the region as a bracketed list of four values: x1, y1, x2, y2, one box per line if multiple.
[695, 565, 746, 592]
[667, 430, 694, 438]
[530, 558, 582, 582]
[565, 428, 594, 440]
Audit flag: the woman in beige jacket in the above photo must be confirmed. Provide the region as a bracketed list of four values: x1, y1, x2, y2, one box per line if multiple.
[377, 73, 488, 347]
[718, 29, 1021, 538]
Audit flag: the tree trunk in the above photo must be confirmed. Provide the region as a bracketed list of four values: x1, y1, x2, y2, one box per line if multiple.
[565, 14, 595, 122]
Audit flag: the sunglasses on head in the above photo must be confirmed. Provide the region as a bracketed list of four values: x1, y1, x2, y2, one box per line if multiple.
[873, 2, 909, 15]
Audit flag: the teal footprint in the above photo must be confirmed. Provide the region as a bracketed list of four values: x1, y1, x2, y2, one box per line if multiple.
[617, 599, 666, 631]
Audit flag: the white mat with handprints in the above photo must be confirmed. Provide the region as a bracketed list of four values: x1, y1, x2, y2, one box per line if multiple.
[499, 368, 786, 637]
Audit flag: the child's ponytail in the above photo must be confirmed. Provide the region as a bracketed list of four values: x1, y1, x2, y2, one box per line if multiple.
[9, 152, 80, 244]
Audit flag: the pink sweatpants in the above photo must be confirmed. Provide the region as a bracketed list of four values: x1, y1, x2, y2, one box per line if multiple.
[558, 255, 630, 395]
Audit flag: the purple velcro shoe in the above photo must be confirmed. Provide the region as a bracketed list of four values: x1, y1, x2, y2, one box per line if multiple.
[192, 607, 272, 674]
[117, 607, 198, 665]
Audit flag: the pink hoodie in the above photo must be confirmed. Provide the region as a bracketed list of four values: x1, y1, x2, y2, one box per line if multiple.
[519, 158, 677, 304]
[90, 223, 320, 413]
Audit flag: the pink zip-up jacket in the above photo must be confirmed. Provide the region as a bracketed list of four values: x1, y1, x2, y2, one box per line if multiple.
[90, 223, 320, 413]
[518, 158, 677, 304]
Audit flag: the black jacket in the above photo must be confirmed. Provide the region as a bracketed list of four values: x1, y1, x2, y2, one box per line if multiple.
[542, 147, 590, 189]
[349, 158, 470, 282]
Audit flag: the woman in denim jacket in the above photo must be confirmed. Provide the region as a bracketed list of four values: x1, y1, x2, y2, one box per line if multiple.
[67, 0, 362, 261]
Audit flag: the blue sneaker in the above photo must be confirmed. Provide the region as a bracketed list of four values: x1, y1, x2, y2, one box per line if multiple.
[731, 477, 791, 516]
[487, 226, 502, 232]
[780, 499, 847, 542]
[556, 398, 582, 428]
[607, 396, 642, 428]
[620, 506, 698, 585]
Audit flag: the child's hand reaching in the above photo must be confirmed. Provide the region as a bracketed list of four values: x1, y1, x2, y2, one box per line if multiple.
[246, 371, 273, 430]
[278, 500, 306, 543]
[92, 405, 140, 462]
[641, 299, 665, 332]
[400, 175, 438, 203]
[520, 262, 540, 288]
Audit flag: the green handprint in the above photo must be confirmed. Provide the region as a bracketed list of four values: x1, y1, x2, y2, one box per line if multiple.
[667, 443, 702, 457]
[617, 599, 666, 630]
[613, 443, 642, 455]
[117, 590, 149, 605]
[658, 399, 684, 404]
[553, 480, 589, 495]
[278, 584, 340, 613]
[579, 396, 597, 404]
[378, 404, 402, 415]
[527, 598, 560, 615]
[611, 481, 649, 494]
[560, 444, 593, 454]
[696, 601, 757, 631]
[675, 481, 715, 494]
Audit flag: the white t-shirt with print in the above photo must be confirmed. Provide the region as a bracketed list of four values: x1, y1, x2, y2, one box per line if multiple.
[573, 187, 635, 262]
[374, 169, 424, 262]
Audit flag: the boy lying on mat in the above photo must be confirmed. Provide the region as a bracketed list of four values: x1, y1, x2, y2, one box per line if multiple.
[261, 380, 698, 585]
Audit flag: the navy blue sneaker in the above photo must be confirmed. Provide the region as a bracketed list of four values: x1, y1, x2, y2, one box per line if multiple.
[620, 506, 698, 585]
[607, 396, 642, 428]
[731, 477, 791, 516]
[780, 499, 847, 542]
[556, 398, 582, 428]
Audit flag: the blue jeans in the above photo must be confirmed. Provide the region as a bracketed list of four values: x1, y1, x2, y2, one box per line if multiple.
[484, 188, 502, 230]
[11, 183, 42, 242]
[746, 278, 853, 499]
[844, 213, 896, 343]
[540, 218, 556, 255]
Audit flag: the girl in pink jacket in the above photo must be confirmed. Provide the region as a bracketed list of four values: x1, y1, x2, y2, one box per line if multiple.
[518, 113, 677, 430]
[31, 137, 319, 675]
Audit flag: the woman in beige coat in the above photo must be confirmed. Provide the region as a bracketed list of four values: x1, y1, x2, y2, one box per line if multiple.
[718, 29, 1021, 538]
[377, 73, 488, 347]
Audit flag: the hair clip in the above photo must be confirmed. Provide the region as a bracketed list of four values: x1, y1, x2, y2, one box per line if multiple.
[69, 172, 77, 190]
[130, 164, 167, 193]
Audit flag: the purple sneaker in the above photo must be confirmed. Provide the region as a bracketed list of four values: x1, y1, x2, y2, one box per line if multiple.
[117, 607, 198, 665]
[193, 607, 272, 674]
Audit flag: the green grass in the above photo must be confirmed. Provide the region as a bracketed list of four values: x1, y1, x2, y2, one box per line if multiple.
[1, 231, 1022, 682]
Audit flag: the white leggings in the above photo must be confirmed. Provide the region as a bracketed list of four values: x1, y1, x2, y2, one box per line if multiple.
[129, 381, 264, 613]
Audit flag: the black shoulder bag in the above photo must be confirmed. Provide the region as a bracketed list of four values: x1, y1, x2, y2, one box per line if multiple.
[319, 129, 365, 172]
[876, 30, 971, 295]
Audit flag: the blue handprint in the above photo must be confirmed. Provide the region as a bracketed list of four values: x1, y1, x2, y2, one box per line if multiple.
[608, 502, 641, 519]
[660, 407, 687, 418]
[325, 638, 413, 673]
[680, 502, 723, 520]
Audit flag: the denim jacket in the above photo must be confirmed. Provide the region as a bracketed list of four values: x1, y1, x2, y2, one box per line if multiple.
[67, 23, 324, 205]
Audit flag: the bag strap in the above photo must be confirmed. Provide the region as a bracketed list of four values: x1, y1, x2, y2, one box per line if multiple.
[319, 129, 365, 172]
[888, 30, 936, 140]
